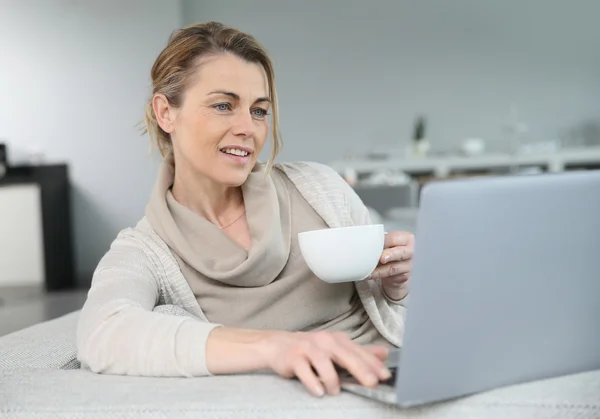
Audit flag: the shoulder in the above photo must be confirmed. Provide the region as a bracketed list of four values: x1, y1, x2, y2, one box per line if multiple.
[275, 160, 339, 176]
[274, 161, 347, 190]
[274, 161, 371, 226]
[109, 217, 162, 256]
[93, 217, 171, 283]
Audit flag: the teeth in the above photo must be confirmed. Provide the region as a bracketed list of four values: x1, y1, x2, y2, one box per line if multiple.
[222, 148, 249, 157]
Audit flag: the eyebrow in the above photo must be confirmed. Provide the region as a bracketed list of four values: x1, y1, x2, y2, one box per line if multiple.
[208, 90, 271, 104]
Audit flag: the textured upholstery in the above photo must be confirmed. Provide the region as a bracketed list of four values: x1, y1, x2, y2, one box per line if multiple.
[1, 311, 599, 418]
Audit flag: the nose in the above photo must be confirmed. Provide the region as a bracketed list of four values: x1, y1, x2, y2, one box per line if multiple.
[231, 110, 256, 138]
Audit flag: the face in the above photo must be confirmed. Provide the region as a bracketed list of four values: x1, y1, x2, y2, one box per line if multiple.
[154, 53, 271, 187]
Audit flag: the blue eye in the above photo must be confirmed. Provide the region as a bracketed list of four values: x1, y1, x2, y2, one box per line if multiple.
[252, 108, 269, 119]
[214, 103, 231, 111]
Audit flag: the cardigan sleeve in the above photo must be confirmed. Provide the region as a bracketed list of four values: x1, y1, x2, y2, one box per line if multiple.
[337, 173, 409, 306]
[76, 230, 221, 377]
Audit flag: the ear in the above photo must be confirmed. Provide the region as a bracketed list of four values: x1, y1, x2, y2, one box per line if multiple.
[152, 94, 176, 134]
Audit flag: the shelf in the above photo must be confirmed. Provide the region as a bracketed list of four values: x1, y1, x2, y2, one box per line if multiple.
[330, 147, 600, 178]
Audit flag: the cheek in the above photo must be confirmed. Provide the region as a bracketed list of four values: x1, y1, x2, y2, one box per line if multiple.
[255, 122, 270, 148]
[182, 110, 227, 148]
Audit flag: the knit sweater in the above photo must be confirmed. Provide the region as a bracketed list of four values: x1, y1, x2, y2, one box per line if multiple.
[76, 161, 406, 377]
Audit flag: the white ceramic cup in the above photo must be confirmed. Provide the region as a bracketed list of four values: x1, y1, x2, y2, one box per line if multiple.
[298, 224, 385, 283]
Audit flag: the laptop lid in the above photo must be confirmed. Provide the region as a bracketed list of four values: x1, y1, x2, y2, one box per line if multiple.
[395, 170, 600, 407]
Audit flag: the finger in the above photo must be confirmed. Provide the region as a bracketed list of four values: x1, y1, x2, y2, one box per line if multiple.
[329, 340, 380, 387]
[380, 245, 414, 264]
[365, 345, 389, 362]
[341, 340, 391, 382]
[370, 261, 411, 279]
[382, 273, 410, 286]
[384, 231, 414, 249]
[308, 351, 340, 396]
[294, 358, 325, 397]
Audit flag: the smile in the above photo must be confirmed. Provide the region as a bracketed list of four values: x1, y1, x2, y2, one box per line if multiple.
[220, 148, 250, 157]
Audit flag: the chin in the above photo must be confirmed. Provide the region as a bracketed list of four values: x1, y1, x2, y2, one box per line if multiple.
[216, 170, 251, 188]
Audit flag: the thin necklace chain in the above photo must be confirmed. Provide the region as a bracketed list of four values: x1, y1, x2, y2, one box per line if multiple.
[218, 208, 246, 230]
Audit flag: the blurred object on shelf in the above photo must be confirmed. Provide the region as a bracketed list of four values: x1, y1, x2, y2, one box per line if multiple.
[503, 103, 530, 156]
[516, 140, 559, 155]
[360, 169, 411, 187]
[460, 138, 486, 156]
[365, 141, 405, 161]
[365, 150, 393, 161]
[412, 115, 430, 158]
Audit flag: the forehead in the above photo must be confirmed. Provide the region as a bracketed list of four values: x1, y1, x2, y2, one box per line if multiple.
[190, 53, 269, 97]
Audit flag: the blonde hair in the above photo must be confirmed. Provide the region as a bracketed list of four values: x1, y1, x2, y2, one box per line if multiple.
[142, 21, 282, 169]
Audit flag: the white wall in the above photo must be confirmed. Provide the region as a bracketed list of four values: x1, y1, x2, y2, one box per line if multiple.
[182, 0, 600, 162]
[1, 0, 598, 286]
[0, 0, 181, 285]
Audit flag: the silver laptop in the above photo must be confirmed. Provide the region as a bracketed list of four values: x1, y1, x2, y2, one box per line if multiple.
[341, 170, 600, 407]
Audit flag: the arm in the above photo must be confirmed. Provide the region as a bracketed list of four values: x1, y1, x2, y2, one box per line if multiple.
[206, 328, 391, 397]
[76, 233, 273, 377]
[76, 233, 220, 377]
[77, 231, 391, 395]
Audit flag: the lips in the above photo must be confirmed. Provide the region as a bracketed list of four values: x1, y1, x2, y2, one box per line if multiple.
[219, 146, 253, 165]
[219, 146, 254, 157]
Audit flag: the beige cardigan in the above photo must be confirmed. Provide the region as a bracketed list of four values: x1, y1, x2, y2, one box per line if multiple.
[76, 161, 406, 377]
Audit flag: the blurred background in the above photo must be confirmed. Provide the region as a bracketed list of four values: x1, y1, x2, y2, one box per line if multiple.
[0, 0, 599, 332]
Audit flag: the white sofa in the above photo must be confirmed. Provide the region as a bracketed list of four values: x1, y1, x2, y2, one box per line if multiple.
[1, 310, 599, 419]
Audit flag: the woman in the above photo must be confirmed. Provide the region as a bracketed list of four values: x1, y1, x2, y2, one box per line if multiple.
[76, 21, 414, 398]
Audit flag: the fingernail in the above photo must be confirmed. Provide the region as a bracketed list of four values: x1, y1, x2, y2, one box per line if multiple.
[383, 255, 390, 264]
[315, 385, 325, 397]
[366, 374, 378, 386]
[380, 367, 391, 380]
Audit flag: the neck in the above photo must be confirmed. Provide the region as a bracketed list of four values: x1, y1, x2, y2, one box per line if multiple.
[171, 161, 244, 227]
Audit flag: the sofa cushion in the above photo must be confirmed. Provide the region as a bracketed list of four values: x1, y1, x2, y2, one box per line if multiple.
[1, 309, 599, 418]
[1, 367, 599, 419]
[0, 311, 80, 369]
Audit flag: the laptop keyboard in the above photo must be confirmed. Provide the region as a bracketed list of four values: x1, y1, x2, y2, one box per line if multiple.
[382, 366, 397, 386]
[337, 348, 400, 386]
[338, 366, 398, 405]
[338, 366, 397, 387]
